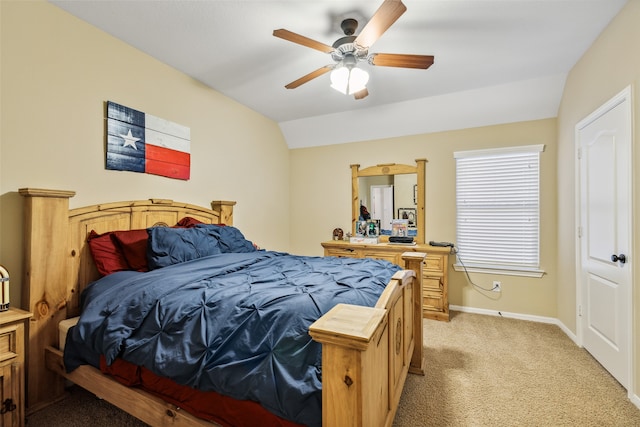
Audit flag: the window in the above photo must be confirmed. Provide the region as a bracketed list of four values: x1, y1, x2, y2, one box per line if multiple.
[454, 144, 544, 277]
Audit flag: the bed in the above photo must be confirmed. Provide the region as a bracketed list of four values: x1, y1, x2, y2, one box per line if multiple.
[19, 188, 425, 427]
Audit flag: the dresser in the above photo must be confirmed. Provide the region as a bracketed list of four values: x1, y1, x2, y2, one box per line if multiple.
[322, 241, 450, 321]
[0, 308, 32, 427]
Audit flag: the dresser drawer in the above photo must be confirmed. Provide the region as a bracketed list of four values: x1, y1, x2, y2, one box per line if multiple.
[363, 251, 400, 265]
[422, 276, 442, 291]
[423, 290, 444, 312]
[325, 247, 360, 258]
[424, 255, 444, 273]
[0, 325, 18, 364]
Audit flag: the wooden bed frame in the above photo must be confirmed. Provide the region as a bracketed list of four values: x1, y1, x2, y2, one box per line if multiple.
[19, 188, 425, 427]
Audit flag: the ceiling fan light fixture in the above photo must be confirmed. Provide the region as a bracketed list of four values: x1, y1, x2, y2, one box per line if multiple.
[330, 65, 369, 95]
[275, 0, 433, 99]
[330, 67, 349, 94]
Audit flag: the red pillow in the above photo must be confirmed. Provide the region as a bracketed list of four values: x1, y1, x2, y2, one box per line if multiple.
[88, 217, 211, 276]
[87, 230, 130, 276]
[112, 229, 150, 272]
[175, 216, 205, 227]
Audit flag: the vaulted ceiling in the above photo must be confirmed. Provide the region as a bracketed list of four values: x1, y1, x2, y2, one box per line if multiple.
[50, 0, 627, 148]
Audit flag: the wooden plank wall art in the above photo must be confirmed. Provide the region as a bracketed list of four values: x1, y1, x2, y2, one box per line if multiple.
[106, 101, 191, 180]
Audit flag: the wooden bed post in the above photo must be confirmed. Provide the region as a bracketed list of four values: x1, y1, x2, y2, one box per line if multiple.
[211, 200, 236, 226]
[402, 252, 426, 375]
[19, 188, 75, 412]
[309, 302, 389, 427]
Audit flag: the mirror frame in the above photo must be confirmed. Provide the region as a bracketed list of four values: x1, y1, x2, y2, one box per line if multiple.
[351, 158, 427, 244]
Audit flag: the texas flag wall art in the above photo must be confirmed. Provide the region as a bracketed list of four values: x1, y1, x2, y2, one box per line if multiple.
[106, 101, 191, 180]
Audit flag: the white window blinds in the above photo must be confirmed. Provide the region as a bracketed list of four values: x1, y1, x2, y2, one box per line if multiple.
[455, 145, 544, 273]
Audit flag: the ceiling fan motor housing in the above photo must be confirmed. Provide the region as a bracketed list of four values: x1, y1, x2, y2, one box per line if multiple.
[331, 37, 368, 63]
[340, 18, 358, 35]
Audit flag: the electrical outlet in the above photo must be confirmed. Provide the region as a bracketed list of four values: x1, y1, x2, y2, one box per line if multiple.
[492, 281, 501, 292]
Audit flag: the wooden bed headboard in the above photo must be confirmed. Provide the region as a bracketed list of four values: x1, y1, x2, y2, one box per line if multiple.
[18, 188, 235, 412]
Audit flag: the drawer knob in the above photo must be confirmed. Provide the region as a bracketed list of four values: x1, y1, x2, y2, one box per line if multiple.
[0, 398, 16, 414]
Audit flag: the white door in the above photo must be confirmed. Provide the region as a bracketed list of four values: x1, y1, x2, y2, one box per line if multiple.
[577, 86, 632, 389]
[370, 185, 394, 230]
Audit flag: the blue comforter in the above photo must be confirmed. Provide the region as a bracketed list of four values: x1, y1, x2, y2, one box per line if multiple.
[65, 251, 401, 426]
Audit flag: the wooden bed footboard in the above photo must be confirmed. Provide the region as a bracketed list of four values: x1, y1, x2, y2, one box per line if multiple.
[21, 189, 425, 427]
[310, 253, 425, 427]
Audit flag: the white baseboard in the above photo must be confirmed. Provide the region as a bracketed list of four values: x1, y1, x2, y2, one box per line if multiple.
[449, 305, 579, 345]
[631, 392, 640, 411]
[449, 305, 639, 411]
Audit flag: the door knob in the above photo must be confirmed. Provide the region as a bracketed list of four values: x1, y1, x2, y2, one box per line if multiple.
[611, 253, 627, 264]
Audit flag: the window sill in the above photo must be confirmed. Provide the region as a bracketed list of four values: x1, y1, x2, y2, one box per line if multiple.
[452, 264, 545, 278]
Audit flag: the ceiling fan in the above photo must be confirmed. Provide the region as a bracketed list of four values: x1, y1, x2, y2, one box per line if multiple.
[273, 0, 434, 100]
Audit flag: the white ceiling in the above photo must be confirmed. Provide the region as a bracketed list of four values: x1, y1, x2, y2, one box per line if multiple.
[49, 0, 627, 148]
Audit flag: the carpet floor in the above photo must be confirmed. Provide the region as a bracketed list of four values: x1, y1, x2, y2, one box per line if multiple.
[26, 311, 640, 426]
[393, 311, 640, 426]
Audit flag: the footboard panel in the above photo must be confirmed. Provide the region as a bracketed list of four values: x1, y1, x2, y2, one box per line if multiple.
[309, 253, 425, 427]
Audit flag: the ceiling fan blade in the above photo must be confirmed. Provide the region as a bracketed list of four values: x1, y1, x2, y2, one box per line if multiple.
[284, 66, 333, 89]
[354, 0, 407, 49]
[273, 29, 335, 54]
[354, 88, 369, 100]
[370, 53, 434, 69]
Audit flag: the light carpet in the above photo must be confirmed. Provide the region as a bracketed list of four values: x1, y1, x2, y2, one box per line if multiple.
[27, 311, 640, 426]
[394, 311, 640, 426]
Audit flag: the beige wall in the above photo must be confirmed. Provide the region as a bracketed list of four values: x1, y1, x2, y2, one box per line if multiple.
[290, 118, 558, 317]
[0, 1, 291, 308]
[557, 0, 640, 401]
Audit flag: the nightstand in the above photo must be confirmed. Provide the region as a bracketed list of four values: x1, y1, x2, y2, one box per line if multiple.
[0, 308, 32, 427]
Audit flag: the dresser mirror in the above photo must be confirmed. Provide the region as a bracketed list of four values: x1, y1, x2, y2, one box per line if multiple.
[351, 159, 426, 244]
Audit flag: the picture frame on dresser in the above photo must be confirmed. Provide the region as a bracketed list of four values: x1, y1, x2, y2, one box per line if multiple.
[397, 208, 416, 227]
[366, 219, 380, 237]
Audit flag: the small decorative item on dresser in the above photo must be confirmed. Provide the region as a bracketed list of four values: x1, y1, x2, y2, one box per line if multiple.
[0, 265, 9, 311]
[367, 219, 381, 237]
[355, 220, 368, 236]
[332, 228, 344, 240]
[391, 219, 409, 237]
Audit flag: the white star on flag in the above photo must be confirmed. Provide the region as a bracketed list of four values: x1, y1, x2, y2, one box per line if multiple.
[120, 129, 140, 150]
